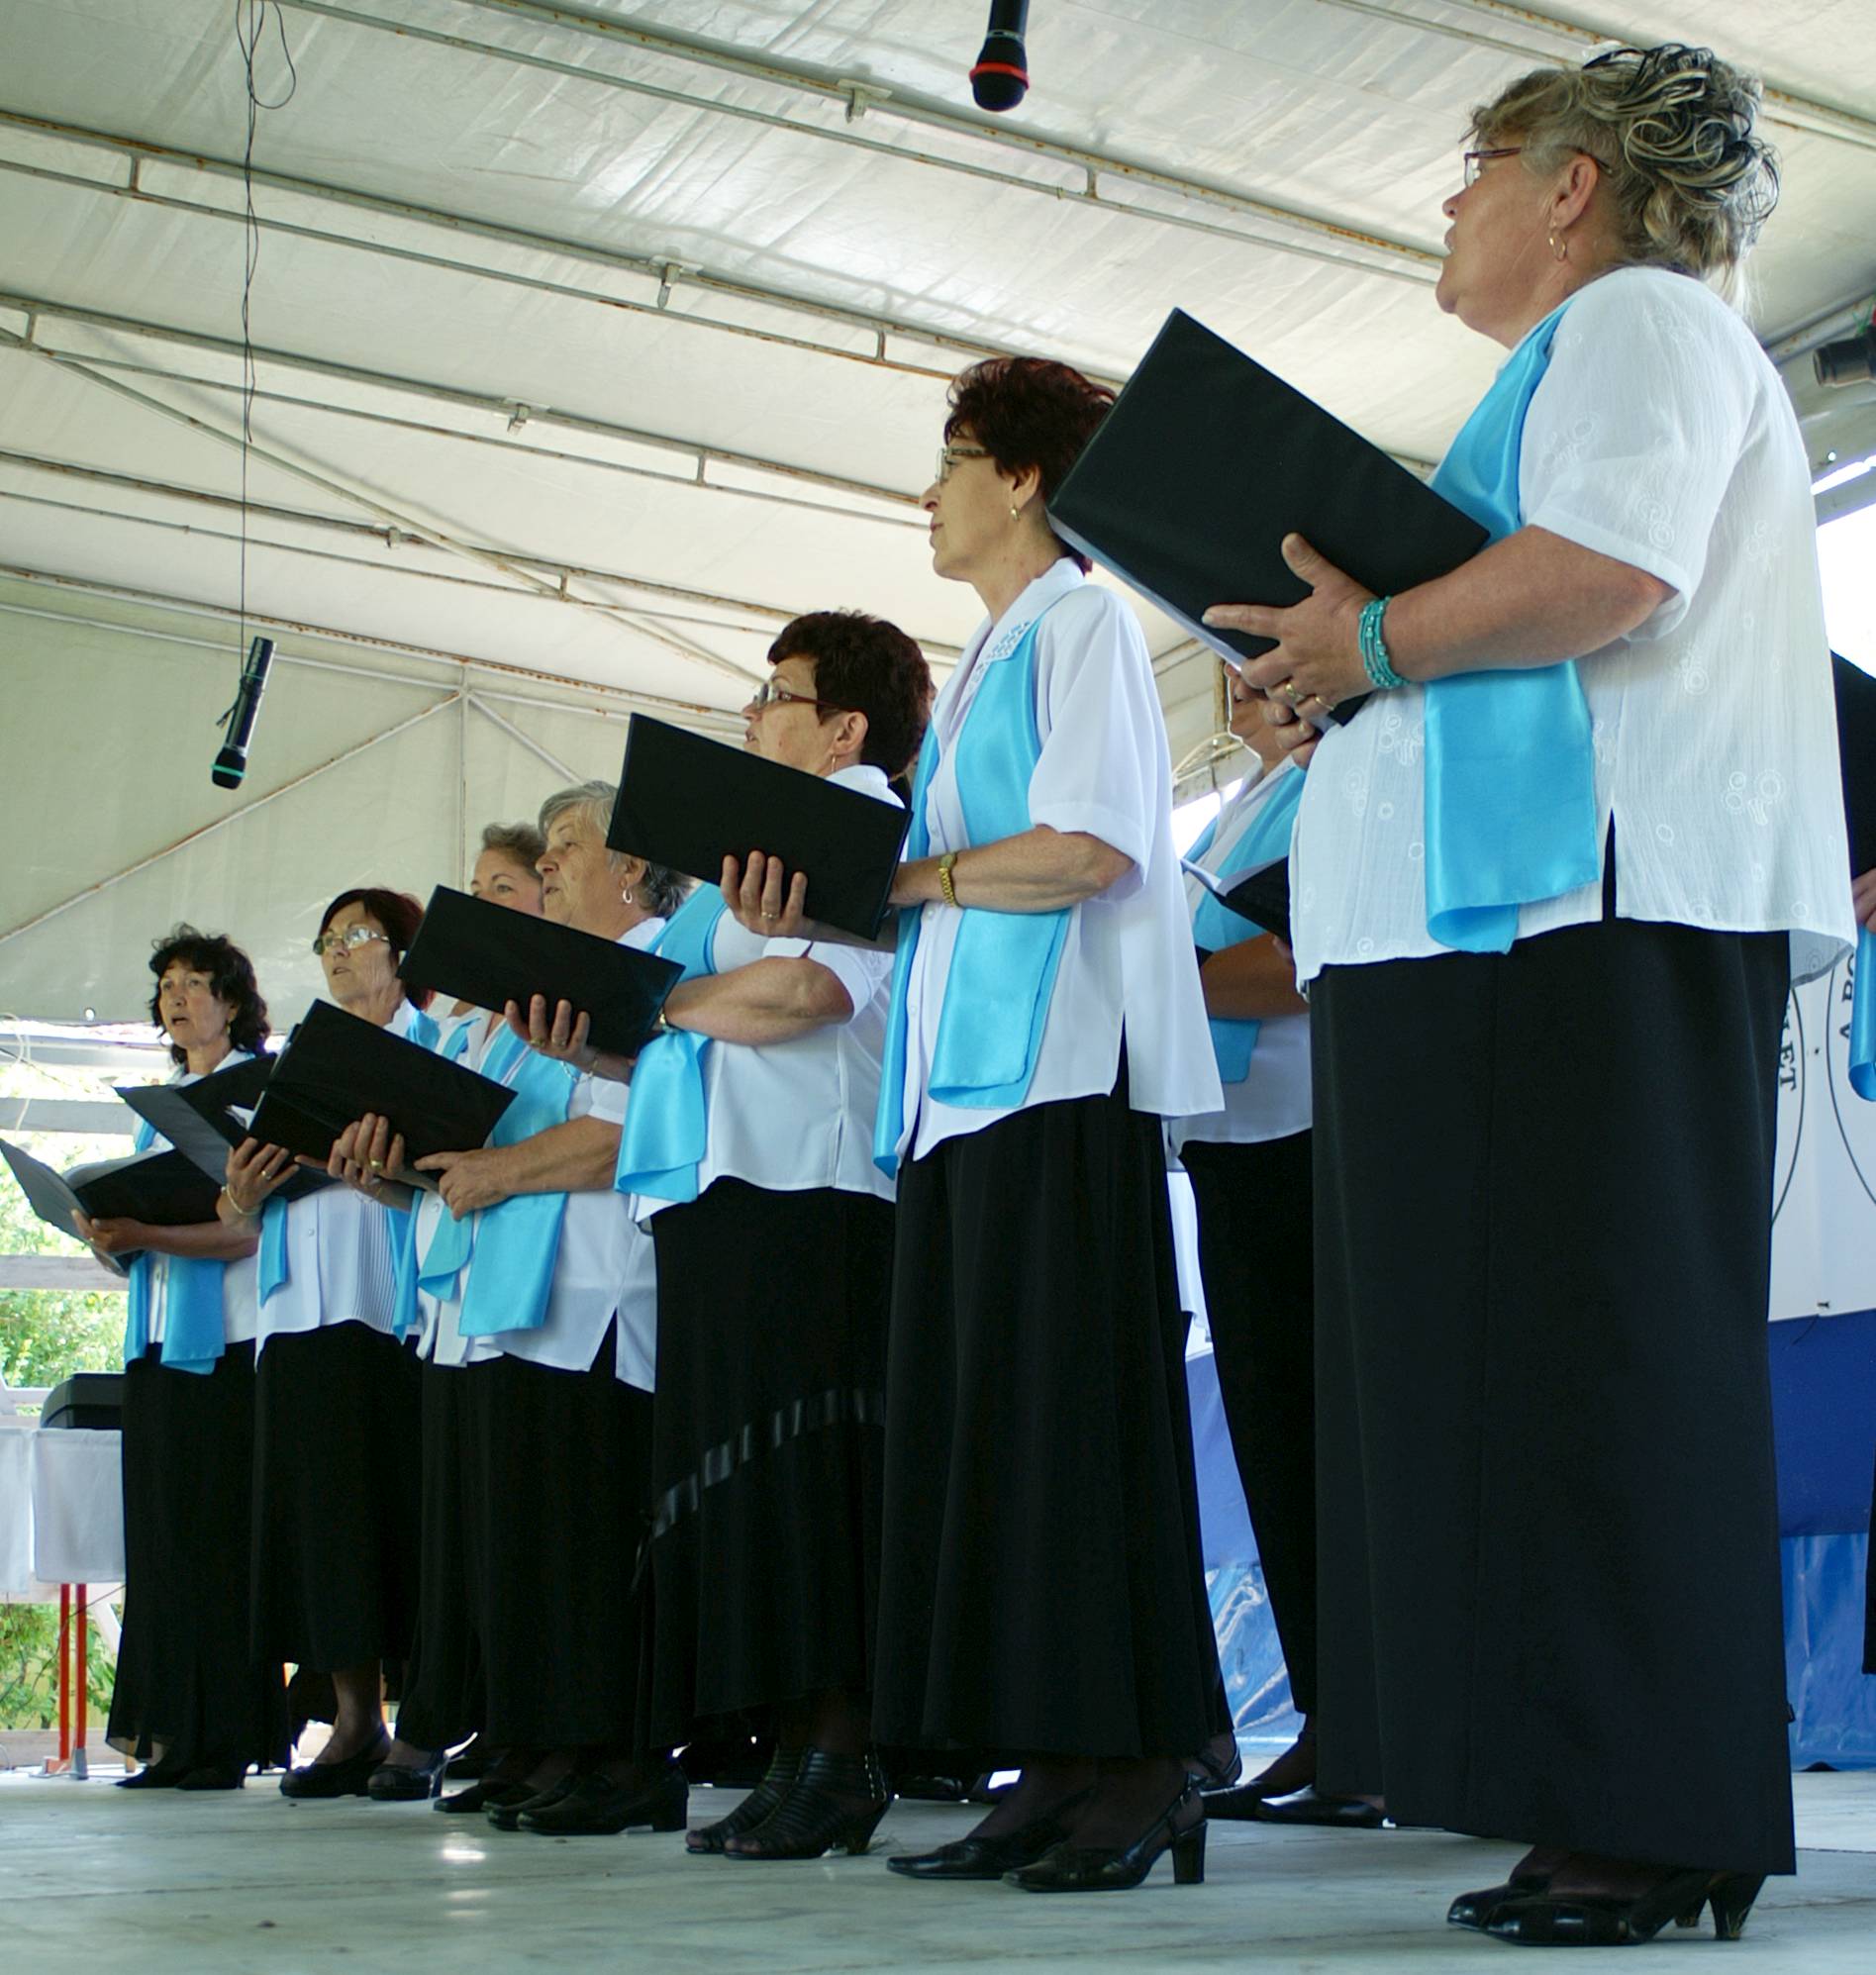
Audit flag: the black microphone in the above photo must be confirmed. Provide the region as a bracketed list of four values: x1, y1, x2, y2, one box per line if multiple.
[971, 0, 1030, 112]
[212, 635, 276, 789]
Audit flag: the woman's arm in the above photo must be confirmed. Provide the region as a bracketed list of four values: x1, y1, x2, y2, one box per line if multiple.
[73, 1213, 259, 1263]
[890, 825, 1132, 912]
[1199, 937, 1308, 1021]
[413, 1116, 621, 1216]
[664, 957, 853, 1046]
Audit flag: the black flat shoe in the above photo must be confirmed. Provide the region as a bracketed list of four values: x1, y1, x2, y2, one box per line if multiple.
[175, 1760, 246, 1792]
[687, 1748, 802, 1853]
[518, 1762, 688, 1836]
[1486, 1871, 1766, 1947]
[366, 1750, 447, 1802]
[279, 1731, 390, 1799]
[117, 1753, 191, 1790]
[724, 1748, 889, 1860]
[437, 1777, 534, 1816]
[888, 1787, 1096, 1881]
[1253, 1785, 1387, 1829]
[487, 1772, 577, 1830]
[1004, 1782, 1207, 1893]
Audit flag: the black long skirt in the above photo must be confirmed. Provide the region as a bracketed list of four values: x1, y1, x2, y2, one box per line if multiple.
[645, 1181, 894, 1745]
[391, 1358, 480, 1752]
[250, 1321, 422, 1672]
[460, 1329, 653, 1750]
[1182, 1131, 1319, 1717]
[107, 1343, 289, 1770]
[1311, 913, 1796, 1876]
[872, 1071, 1226, 1760]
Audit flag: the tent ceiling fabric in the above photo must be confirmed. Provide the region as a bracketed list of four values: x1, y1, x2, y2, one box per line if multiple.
[2, 0, 1874, 1025]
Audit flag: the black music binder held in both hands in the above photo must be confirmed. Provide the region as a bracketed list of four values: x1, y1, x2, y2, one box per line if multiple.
[1046, 308, 1490, 720]
[0, 1138, 226, 1271]
[116, 1055, 331, 1204]
[607, 717, 911, 940]
[399, 887, 683, 1059]
[248, 1000, 517, 1172]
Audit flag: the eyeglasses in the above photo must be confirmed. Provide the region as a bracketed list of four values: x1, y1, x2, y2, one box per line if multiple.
[312, 923, 388, 957]
[934, 444, 992, 485]
[1462, 147, 1524, 188]
[746, 679, 851, 718]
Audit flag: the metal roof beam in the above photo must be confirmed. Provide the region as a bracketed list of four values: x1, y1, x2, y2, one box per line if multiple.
[275, 0, 1439, 284]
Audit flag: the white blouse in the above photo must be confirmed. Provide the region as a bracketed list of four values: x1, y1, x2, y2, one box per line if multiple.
[1172, 763, 1313, 1152]
[893, 560, 1223, 1164]
[463, 917, 665, 1391]
[632, 766, 898, 1225]
[141, 1053, 258, 1348]
[254, 997, 426, 1353]
[1291, 265, 1855, 988]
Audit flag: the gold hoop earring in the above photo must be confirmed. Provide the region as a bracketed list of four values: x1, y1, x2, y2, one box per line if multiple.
[1010, 504, 1021, 522]
[1548, 230, 1569, 262]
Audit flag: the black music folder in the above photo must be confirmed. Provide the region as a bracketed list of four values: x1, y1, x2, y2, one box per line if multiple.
[400, 887, 683, 1058]
[1048, 308, 1489, 717]
[117, 1057, 330, 1205]
[608, 717, 911, 940]
[249, 1001, 516, 1171]
[1832, 652, 1876, 874]
[0, 1138, 224, 1271]
[1185, 855, 1292, 946]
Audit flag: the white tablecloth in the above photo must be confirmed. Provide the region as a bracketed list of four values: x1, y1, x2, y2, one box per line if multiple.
[0, 1429, 124, 1593]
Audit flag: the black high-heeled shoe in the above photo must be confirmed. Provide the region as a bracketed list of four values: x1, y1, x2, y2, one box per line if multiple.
[888, 1786, 1096, 1881]
[687, 1746, 803, 1854]
[366, 1749, 447, 1801]
[1449, 1864, 1553, 1931]
[723, 1748, 889, 1860]
[278, 1730, 389, 1799]
[1003, 1782, 1207, 1893]
[1485, 1869, 1766, 1946]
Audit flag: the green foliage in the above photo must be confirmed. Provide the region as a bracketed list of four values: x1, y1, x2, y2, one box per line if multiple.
[0, 1603, 115, 1731]
[0, 1157, 125, 1391]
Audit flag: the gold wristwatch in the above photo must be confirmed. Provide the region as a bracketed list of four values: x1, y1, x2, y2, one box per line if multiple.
[938, 849, 959, 909]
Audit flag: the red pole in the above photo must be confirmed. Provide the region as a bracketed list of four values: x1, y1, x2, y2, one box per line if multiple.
[55, 1584, 70, 1771]
[74, 1585, 88, 1773]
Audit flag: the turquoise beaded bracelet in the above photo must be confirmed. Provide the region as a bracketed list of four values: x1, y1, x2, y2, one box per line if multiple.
[1358, 595, 1408, 690]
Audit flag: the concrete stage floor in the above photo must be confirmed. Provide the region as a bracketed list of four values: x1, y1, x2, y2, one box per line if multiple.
[4, 1768, 1874, 1972]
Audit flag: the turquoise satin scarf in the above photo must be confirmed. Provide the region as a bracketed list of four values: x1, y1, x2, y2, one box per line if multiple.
[1422, 299, 1600, 953]
[121, 1109, 226, 1375]
[393, 1017, 477, 1336]
[259, 1003, 438, 1303]
[1187, 766, 1305, 1083]
[612, 889, 729, 1204]
[1852, 930, 1876, 1102]
[875, 603, 1071, 1176]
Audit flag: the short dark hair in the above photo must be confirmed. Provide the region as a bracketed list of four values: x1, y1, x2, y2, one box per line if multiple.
[767, 611, 934, 780]
[148, 925, 270, 1069]
[318, 887, 434, 1010]
[942, 356, 1116, 573]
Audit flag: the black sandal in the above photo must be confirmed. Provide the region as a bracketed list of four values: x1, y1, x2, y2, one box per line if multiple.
[687, 1746, 803, 1854]
[723, 1748, 889, 1860]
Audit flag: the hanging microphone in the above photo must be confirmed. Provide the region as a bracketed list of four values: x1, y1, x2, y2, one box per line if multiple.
[971, 0, 1031, 112]
[212, 636, 276, 789]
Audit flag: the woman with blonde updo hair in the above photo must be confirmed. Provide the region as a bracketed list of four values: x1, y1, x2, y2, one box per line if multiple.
[1207, 44, 1853, 1947]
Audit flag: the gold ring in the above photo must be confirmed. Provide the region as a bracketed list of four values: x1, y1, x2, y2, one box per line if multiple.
[367, 1158, 386, 1173]
[1306, 693, 1334, 717]
[1282, 681, 1305, 707]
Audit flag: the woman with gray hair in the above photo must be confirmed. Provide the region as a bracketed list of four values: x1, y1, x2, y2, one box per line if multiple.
[1206, 43, 1852, 1948]
[335, 784, 687, 1833]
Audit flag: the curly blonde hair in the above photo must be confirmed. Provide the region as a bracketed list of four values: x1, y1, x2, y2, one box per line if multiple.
[1473, 44, 1779, 293]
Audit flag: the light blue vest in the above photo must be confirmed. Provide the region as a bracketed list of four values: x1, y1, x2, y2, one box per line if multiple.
[121, 1095, 230, 1376]
[1852, 929, 1876, 1102]
[874, 604, 1071, 1176]
[1421, 298, 1601, 953]
[1186, 767, 1306, 1083]
[259, 1004, 438, 1304]
[612, 888, 729, 1204]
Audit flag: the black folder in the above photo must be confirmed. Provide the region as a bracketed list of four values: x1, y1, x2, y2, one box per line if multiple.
[607, 716, 910, 940]
[248, 1000, 517, 1172]
[1047, 309, 1490, 720]
[117, 1057, 331, 1205]
[400, 886, 684, 1057]
[1832, 652, 1876, 875]
[0, 1137, 224, 1270]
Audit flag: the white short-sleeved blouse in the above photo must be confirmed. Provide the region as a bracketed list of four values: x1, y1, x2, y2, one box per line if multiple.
[893, 560, 1222, 1164]
[140, 1052, 259, 1348]
[1290, 265, 1855, 988]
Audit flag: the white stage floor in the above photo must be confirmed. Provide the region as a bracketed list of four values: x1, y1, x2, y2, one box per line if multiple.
[3, 1768, 1874, 1971]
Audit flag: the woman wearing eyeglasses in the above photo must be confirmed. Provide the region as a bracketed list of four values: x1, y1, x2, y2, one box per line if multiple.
[1203, 45, 1853, 1948]
[219, 887, 436, 1797]
[734, 362, 1227, 1891]
[88, 927, 289, 1792]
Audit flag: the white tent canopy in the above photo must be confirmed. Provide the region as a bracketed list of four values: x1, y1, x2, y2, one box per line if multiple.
[3, 0, 1874, 1025]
